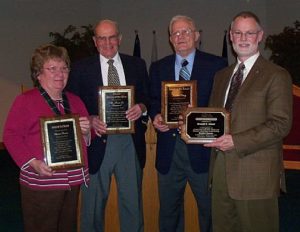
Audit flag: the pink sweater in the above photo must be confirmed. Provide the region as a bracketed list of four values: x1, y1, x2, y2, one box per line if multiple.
[3, 88, 90, 190]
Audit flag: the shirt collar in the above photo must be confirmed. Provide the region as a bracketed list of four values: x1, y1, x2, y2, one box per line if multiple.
[100, 53, 121, 65]
[237, 52, 260, 71]
[175, 50, 196, 67]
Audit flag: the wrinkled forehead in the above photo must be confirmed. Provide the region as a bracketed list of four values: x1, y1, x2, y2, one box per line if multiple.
[94, 21, 119, 36]
[171, 19, 195, 33]
[231, 16, 261, 31]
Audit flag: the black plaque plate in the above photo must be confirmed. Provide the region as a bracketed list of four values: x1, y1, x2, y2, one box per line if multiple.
[161, 80, 197, 128]
[99, 86, 135, 134]
[181, 107, 230, 144]
[40, 114, 84, 170]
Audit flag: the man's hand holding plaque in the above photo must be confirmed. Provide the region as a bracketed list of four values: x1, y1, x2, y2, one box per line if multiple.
[180, 107, 230, 144]
[161, 80, 197, 128]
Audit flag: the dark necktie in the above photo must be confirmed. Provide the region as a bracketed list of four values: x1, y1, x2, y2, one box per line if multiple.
[107, 59, 120, 86]
[179, 59, 190, 81]
[225, 63, 245, 112]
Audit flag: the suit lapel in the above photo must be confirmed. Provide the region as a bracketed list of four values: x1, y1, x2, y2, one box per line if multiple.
[190, 50, 204, 81]
[92, 55, 104, 86]
[236, 56, 264, 100]
[216, 66, 235, 107]
[167, 56, 176, 81]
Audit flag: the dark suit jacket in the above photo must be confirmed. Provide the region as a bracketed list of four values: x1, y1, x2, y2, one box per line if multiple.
[149, 49, 227, 174]
[67, 54, 149, 174]
[208, 56, 293, 200]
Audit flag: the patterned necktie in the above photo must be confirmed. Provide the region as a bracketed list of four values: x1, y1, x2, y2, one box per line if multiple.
[179, 59, 190, 81]
[107, 59, 120, 86]
[225, 63, 245, 112]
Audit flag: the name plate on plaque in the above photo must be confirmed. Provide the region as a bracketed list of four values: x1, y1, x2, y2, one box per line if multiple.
[99, 86, 135, 134]
[162, 80, 197, 128]
[181, 107, 230, 144]
[40, 114, 84, 170]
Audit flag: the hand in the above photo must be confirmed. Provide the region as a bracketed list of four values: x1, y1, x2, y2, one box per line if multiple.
[178, 114, 184, 134]
[89, 115, 107, 136]
[152, 114, 169, 132]
[126, 104, 144, 121]
[29, 159, 54, 176]
[178, 104, 191, 134]
[203, 134, 234, 151]
[79, 116, 91, 135]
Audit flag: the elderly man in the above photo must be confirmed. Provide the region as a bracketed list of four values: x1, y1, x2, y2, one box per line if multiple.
[67, 19, 149, 232]
[149, 15, 227, 232]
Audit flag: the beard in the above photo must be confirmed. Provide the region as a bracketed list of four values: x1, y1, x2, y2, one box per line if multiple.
[232, 42, 259, 59]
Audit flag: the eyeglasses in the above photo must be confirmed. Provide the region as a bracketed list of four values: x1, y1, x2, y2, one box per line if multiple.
[95, 34, 119, 42]
[43, 66, 70, 74]
[232, 31, 261, 39]
[171, 29, 195, 38]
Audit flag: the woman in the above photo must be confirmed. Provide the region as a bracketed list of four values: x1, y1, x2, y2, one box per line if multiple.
[3, 44, 90, 232]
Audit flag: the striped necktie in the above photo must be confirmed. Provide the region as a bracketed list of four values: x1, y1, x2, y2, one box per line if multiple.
[179, 59, 190, 81]
[225, 63, 245, 112]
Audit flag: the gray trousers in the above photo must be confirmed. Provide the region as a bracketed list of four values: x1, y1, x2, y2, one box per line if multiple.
[158, 137, 212, 232]
[80, 134, 144, 232]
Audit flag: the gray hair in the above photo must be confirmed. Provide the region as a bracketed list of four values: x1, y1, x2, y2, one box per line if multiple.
[230, 11, 262, 30]
[169, 15, 197, 35]
[94, 19, 121, 36]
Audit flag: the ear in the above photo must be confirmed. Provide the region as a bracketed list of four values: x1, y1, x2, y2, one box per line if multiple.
[169, 35, 173, 44]
[194, 30, 200, 42]
[92, 36, 97, 47]
[257, 30, 264, 43]
[118, 34, 122, 46]
[229, 30, 234, 42]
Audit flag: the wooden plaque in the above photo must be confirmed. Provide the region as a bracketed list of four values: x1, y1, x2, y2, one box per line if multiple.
[181, 107, 230, 144]
[99, 86, 135, 134]
[161, 80, 197, 128]
[40, 114, 84, 170]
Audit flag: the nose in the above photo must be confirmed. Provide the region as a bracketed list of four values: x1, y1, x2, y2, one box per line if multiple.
[240, 33, 247, 40]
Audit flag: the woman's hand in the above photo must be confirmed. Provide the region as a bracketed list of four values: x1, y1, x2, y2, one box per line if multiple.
[79, 116, 91, 135]
[29, 159, 54, 176]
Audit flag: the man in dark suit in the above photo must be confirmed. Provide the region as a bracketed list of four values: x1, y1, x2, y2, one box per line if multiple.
[149, 15, 227, 232]
[67, 19, 149, 232]
[204, 11, 293, 232]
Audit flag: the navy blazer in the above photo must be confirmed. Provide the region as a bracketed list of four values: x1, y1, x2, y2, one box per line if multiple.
[149, 50, 227, 174]
[67, 54, 150, 174]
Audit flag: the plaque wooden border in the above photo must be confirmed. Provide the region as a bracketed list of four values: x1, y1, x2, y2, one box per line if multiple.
[40, 114, 84, 170]
[161, 80, 197, 128]
[181, 107, 230, 144]
[99, 86, 135, 134]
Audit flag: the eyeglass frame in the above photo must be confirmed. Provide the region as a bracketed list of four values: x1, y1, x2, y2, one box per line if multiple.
[94, 34, 120, 42]
[170, 28, 195, 38]
[231, 30, 261, 39]
[43, 66, 70, 74]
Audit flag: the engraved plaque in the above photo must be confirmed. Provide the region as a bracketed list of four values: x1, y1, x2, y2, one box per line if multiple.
[40, 114, 84, 170]
[181, 107, 230, 144]
[161, 80, 197, 128]
[99, 86, 135, 134]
